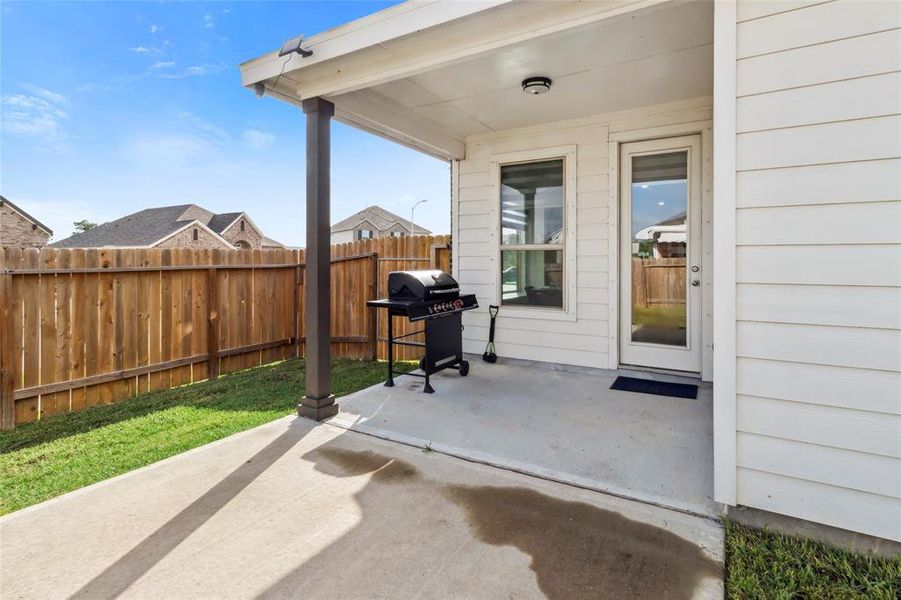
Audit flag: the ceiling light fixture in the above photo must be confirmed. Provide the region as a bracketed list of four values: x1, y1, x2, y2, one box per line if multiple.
[522, 76, 552, 95]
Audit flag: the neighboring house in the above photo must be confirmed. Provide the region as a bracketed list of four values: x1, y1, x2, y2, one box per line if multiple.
[0, 195, 52, 248]
[51, 204, 283, 250]
[634, 212, 686, 259]
[330, 205, 431, 245]
[242, 1, 901, 544]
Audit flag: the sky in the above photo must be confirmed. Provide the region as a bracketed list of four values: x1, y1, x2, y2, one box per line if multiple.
[0, 1, 450, 247]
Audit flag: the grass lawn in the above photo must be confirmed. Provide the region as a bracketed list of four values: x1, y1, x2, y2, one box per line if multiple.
[0, 358, 409, 515]
[631, 303, 686, 329]
[725, 520, 900, 599]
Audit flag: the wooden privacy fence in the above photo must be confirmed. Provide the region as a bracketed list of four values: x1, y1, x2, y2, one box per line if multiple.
[0, 235, 450, 428]
[631, 258, 686, 307]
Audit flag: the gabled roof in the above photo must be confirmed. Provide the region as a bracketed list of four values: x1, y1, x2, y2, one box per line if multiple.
[207, 212, 243, 233]
[331, 205, 431, 235]
[50, 204, 272, 249]
[0, 195, 53, 236]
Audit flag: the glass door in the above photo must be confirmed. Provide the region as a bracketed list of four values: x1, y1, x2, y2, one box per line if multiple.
[619, 136, 702, 373]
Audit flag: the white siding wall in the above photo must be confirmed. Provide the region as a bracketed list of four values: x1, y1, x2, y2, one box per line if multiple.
[733, 0, 901, 540]
[455, 98, 712, 369]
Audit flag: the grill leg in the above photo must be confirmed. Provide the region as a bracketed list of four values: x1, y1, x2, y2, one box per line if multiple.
[384, 312, 395, 387]
[423, 370, 434, 394]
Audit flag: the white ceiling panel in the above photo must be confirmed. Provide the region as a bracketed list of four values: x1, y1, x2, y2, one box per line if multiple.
[331, 0, 713, 157]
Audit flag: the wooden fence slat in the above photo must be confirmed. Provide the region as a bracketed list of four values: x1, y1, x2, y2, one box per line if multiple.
[2, 237, 450, 425]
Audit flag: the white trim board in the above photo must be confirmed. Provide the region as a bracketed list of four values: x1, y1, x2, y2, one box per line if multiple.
[712, 0, 738, 507]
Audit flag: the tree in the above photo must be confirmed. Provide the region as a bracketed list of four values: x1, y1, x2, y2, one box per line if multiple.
[73, 219, 98, 234]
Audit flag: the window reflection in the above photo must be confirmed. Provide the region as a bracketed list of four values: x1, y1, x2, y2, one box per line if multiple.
[630, 151, 688, 346]
[500, 159, 565, 309]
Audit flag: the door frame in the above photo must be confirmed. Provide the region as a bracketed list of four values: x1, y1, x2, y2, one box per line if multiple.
[607, 120, 713, 381]
[618, 135, 702, 373]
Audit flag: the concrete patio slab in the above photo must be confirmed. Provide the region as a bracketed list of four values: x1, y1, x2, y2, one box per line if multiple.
[330, 359, 719, 517]
[1, 416, 723, 599]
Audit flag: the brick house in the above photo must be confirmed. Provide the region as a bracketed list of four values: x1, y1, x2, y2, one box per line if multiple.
[330, 205, 431, 245]
[0, 196, 53, 248]
[51, 204, 283, 250]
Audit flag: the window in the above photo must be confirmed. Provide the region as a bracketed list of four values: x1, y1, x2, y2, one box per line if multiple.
[356, 229, 373, 240]
[499, 159, 564, 308]
[240, 219, 245, 232]
[192, 228, 199, 241]
[390, 231, 404, 238]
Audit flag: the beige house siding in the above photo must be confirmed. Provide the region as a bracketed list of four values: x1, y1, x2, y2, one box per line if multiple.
[221, 217, 263, 249]
[0, 203, 50, 248]
[455, 97, 713, 370]
[732, 0, 901, 540]
[156, 226, 229, 250]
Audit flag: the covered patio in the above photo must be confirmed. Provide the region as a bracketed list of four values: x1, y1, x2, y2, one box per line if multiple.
[240, 0, 726, 537]
[331, 360, 717, 517]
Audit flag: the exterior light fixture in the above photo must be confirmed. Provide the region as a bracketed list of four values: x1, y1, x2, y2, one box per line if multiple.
[253, 82, 266, 97]
[279, 35, 313, 58]
[522, 76, 552, 95]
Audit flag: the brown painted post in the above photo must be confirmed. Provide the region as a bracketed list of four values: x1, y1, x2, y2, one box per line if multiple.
[298, 97, 338, 421]
[0, 250, 15, 429]
[206, 267, 219, 380]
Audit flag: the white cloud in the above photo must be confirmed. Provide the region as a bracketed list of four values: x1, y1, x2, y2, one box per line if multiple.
[203, 13, 214, 28]
[242, 129, 274, 151]
[181, 112, 230, 143]
[119, 133, 216, 165]
[156, 63, 227, 79]
[20, 84, 69, 105]
[1, 86, 71, 148]
[129, 45, 150, 54]
[150, 61, 175, 70]
[149, 24, 162, 34]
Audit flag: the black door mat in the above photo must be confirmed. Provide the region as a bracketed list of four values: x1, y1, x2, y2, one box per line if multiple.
[610, 376, 698, 399]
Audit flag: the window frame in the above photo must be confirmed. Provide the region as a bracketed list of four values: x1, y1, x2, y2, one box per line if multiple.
[356, 229, 373, 240]
[490, 145, 577, 321]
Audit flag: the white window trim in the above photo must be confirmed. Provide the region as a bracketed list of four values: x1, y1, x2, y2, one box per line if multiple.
[490, 145, 577, 322]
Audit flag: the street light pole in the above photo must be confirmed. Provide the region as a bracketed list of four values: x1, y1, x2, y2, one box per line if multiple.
[411, 199, 427, 239]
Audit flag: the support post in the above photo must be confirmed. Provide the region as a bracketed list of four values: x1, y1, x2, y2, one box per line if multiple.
[0, 250, 15, 430]
[206, 267, 219, 380]
[298, 97, 338, 421]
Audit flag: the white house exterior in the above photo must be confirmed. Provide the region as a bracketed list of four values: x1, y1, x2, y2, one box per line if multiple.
[241, 0, 901, 543]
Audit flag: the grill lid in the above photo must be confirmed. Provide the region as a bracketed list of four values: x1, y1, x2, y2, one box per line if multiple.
[388, 270, 459, 301]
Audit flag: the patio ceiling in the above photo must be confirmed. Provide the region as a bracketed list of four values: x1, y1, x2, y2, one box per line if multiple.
[241, 0, 713, 159]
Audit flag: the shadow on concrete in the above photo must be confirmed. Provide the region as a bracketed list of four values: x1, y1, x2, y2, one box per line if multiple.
[69, 418, 317, 600]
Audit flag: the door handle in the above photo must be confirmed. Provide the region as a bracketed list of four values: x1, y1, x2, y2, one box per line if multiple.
[691, 279, 700, 287]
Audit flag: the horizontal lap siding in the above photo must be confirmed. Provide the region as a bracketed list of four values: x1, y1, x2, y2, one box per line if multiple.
[456, 99, 712, 369]
[734, 0, 901, 539]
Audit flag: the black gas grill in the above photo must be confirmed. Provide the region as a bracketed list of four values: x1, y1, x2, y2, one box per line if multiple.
[367, 270, 478, 393]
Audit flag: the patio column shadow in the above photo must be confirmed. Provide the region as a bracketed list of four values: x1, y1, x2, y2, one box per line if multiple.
[69, 418, 317, 600]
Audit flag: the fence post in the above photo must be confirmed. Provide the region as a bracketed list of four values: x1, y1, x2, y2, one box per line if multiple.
[368, 253, 378, 361]
[294, 253, 303, 359]
[206, 267, 219, 380]
[0, 250, 14, 429]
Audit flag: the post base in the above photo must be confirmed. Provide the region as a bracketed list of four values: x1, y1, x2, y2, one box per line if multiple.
[298, 395, 338, 421]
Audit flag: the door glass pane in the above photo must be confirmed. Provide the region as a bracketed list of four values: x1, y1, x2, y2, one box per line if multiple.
[501, 249, 563, 308]
[630, 151, 688, 346]
[501, 160, 564, 245]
